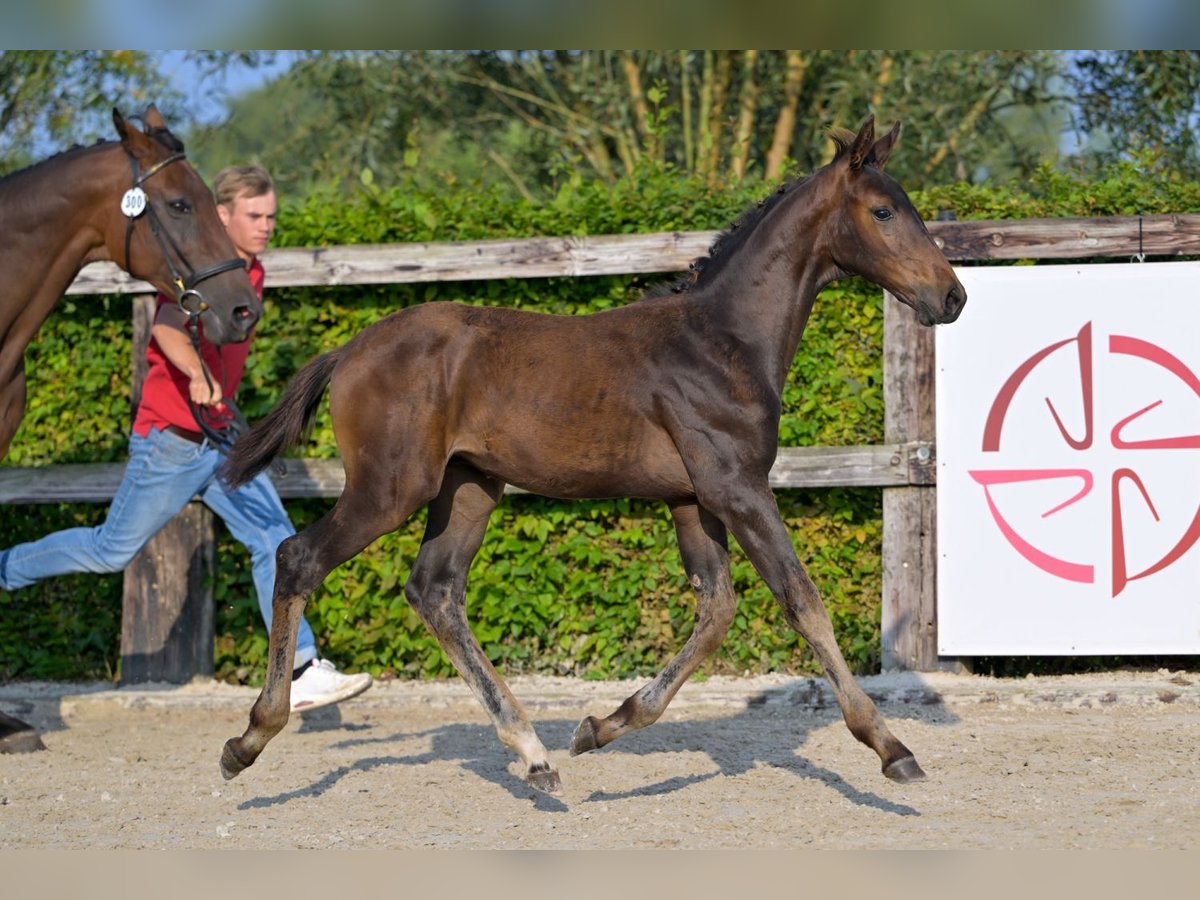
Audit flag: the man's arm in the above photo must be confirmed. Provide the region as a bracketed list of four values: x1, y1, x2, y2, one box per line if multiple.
[152, 303, 223, 407]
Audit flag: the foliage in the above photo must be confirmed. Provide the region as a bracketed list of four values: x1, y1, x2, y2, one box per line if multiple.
[3, 159, 1199, 684]
[7, 50, 1200, 199]
[1069, 51, 1200, 181]
[0, 505, 123, 681]
[188, 50, 1075, 198]
[915, 153, 1200, 222]
[0, 51, 173, 176]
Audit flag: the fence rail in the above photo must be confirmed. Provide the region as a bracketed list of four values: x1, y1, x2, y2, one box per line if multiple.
[0, 442, 937, 504]
[64, 214, 1200, 295]
[10, 212, 1200, 682]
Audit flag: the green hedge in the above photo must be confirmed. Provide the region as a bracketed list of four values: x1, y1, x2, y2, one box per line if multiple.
[3, 158, 1199, 684]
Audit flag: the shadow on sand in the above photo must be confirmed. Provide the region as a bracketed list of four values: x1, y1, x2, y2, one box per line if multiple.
[235, 681, 958, 817]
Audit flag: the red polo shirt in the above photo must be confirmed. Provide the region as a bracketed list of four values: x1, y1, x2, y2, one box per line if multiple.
[133, 257, 262, 437]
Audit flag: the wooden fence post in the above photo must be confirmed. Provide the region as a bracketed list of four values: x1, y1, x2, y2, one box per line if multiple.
[880, 292, 960, 672]
[119, 296, 215, 684]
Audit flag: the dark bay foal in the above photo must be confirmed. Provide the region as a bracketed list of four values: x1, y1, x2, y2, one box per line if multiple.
[219, 116, 966, 795]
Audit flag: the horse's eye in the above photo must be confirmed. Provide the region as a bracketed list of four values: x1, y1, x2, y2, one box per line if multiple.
[872, 207, 894, 222]
[169, 199, 192, 214]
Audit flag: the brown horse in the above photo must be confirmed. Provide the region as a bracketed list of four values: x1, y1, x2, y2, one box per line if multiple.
[219, 116, 966, 796]
[0, 105, 260, 753]
[0, 104, 259, 462]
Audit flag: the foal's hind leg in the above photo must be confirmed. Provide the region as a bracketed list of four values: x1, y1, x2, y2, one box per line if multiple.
[405, 463, 562, 795]
[220, 488, 421, 780]
[572, 502, 736, 755]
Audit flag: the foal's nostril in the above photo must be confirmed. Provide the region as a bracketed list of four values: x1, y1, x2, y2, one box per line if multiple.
[234, 305, 258, 323]
[944, 285, 967, 320]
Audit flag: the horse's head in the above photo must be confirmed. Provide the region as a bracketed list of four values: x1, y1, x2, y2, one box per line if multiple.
[111, 105, 261, 344]
[824, 116, 965, 326]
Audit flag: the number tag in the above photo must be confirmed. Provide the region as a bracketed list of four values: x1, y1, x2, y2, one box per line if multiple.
[121, 187, 147, 218]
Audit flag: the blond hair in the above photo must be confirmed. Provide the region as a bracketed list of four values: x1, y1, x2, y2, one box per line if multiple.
[213, 165, 274, 207]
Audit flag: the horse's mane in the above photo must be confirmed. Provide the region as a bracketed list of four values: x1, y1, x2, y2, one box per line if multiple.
[0, 121, 185, 191]
[641, 128, 857, 301]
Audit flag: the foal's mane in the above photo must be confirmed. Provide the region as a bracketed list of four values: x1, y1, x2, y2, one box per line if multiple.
[642, 128, 859, 301]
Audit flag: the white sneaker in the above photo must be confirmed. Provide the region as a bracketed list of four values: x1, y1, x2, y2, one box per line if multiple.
[290, 659, 373, 712]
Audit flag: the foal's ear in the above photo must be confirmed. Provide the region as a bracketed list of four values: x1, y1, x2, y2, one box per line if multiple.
[869, 120, 902, 171]
[848, 115, 876, 171]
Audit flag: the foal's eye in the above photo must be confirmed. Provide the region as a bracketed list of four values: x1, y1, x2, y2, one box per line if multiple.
[872, 207, 894, 222]
[168, 198, 192, 214]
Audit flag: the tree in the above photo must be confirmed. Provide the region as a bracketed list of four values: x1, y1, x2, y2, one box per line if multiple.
[448, 50, 1068, 188]
[179, 50, 1196, 200]
[0, 51, 171, 175]
[1069, 51, 1200, 179]
[186, 51, 482, 196]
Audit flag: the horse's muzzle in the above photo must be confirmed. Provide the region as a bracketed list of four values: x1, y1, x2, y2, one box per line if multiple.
[230, 304, 260, 341]
[205, 303, 260, 344]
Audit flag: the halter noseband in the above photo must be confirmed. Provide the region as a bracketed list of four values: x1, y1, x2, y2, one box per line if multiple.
[122, 151, 247, 318]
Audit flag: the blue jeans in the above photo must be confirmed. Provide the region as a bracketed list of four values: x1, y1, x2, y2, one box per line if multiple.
[0, 427, 317, 668]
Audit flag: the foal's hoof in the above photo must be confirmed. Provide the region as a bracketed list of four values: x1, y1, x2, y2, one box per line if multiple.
[219, 740, 251, 781]
[883, 755, 927, 783]
[570, 716, 601, 756]
[526, 763, 563, 796]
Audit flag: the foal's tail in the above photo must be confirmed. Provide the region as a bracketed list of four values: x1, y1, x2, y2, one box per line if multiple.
[219, 349, 343, 490]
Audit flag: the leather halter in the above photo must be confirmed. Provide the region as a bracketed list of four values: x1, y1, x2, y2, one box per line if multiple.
[122, 151, 247, 317]
[122, 149, 267, 462]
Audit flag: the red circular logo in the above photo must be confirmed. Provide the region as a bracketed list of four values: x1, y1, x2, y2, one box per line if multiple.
[970, 322, 1200, 596]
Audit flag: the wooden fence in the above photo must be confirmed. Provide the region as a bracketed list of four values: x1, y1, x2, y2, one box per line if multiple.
[3, 213, 1199, 682]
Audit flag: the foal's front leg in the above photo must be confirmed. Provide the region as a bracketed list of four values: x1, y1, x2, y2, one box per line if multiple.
[406, 465, 562, 795]
[720, 484, 925, 783]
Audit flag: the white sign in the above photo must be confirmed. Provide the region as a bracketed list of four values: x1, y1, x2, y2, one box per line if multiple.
[936, 263, 1200, 654]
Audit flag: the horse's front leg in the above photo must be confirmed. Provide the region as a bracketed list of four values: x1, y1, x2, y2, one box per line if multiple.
[0, 361, 27, 459]
[571, 501, 736, 754]
[0, 364, 40, 750]
[0, 710, 45, 753]
[717, 482, 925, 783]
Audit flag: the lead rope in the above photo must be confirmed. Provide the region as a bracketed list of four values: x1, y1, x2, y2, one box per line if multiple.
[184, 312, 285, 476]
[184, 311, 246, 449]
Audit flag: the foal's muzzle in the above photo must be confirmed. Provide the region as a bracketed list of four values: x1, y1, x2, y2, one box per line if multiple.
[939, 284, 967, 323]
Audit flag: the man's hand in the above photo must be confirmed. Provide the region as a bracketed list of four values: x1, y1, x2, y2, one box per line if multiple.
[188, 372, 223, 407]
[153, 302, 223, 406]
